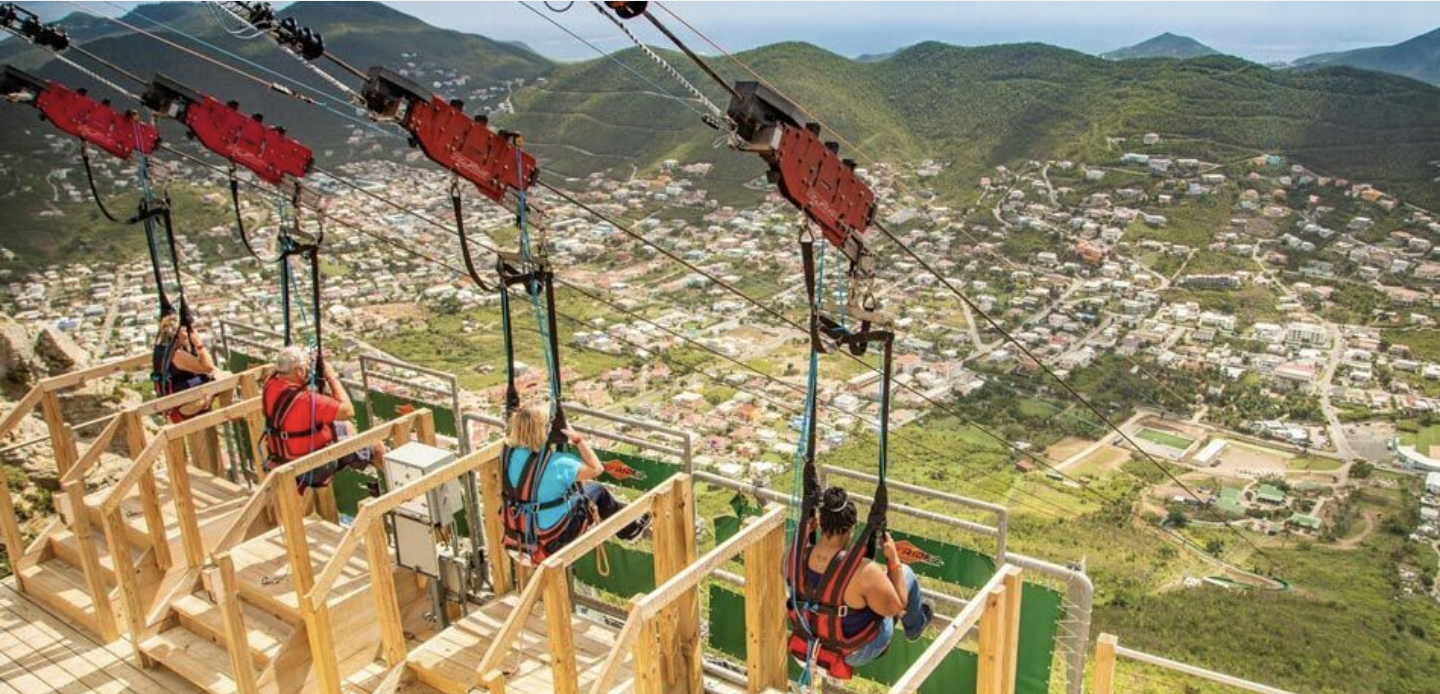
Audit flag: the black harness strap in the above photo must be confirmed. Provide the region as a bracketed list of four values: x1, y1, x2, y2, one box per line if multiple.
[81, 144, 123, 224]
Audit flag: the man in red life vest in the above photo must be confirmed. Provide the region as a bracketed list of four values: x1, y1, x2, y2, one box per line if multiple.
[262, 345, 382, 489]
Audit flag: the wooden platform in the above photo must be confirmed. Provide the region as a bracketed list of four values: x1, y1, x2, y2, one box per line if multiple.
[0, 578, 201, 694]
[229, 518, 375, 616]
[406, 594, 633, 694]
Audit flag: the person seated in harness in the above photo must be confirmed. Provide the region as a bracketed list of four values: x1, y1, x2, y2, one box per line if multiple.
[501, 403, 650, 562]
[262, 345, 383, 490]
[152, 313, 216, 424]
[789, 487, 933, 670]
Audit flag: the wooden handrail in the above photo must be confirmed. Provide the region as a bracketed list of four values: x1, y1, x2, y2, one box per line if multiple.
[893, 565, 1018, 694]
[586, 503, 786, 694]
[477, 475, 685, 689]
[38, 353, 150, 392]
[268, 409, 430, 481]
[306, 432, 494, 607]
[57, 414, 121, 487]
[134, 366, 272, 418]
[0, 386, 43, 441]
[98, 434, 169, 516]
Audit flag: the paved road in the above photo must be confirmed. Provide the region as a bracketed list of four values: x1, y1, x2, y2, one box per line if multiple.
[94, 268, 127, 358]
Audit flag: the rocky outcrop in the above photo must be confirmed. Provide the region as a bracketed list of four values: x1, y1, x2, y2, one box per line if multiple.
[0, 315, 41, 389]
[36, 326, 90, 375]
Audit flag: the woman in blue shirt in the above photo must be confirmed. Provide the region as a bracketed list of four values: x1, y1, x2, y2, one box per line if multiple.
[504, 404, 650, 554]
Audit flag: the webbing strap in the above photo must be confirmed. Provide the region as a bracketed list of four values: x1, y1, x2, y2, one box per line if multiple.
[452, 181, 495, 292]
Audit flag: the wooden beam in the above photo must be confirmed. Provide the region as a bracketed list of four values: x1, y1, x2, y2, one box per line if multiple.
[122, 412, 170, 571]
[268, 409, 427, 481]
[631, 616, 663, 694]
[0, 474, 26, 593]
[477, 565, 551, 678]
[274, 468, 342, 694]
[1093, 634, 1117, 694]
[0, 386, 42, 441]
[164, 437, 205, 568]
[99, 434, 167, 516]
[238, 373, 266, 479]
[41, 388, 79, 478]
[1000, 567, 1023, 694]
[477, 455, 511, 595]
[212, 553, 260, 694]
[893, 567, 1009, 693]
[636, 503, 784, 621]
[743, 516, 787, 694]
[585, 600, 643, 694]
[651, 479, 699, 691]
[416, 410, 436, 446]
[315, 485, 339, 524]
[210, 475, 278, 556]
[365, 520, 407, 666]
[976, 585, 1006, 694]
[59, 415, 121, 487]
[542, 568, 580, 694]
[102, 508, 147, 665]
[161, 397, 262, 441]
[39, 353, 149, 391]
[64, 481, 119, 641]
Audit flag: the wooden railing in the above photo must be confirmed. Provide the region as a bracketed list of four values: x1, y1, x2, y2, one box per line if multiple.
[0, 356, 267, 644]
[588, 503, 788, 694]
[474, 472, 697, 694]
[892, 565, 1023, 694]
[1092, 633, 1297, 694]
[202, 408, 437, 694]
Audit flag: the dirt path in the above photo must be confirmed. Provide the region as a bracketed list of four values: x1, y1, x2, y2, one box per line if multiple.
[1331, 510, 1377, 550]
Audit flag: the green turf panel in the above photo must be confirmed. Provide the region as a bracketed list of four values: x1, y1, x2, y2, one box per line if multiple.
[367, 390, 458, 438]
[573, 541, 656, 597]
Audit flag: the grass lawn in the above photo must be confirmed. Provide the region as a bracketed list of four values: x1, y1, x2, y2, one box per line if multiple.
[1289, 455, 1343, 472]
[1398, 424, 1440, 453]
[1136, 427, 1196, 450]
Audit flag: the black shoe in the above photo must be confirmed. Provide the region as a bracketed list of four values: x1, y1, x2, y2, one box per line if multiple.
[617, 513, 651, 541]
[905, 601, 935, 642]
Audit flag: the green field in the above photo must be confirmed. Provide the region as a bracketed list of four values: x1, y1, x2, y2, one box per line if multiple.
[1289, 455, 1344, 472]
[1136, 427, 1195, 450]
[1398, 423, 1440, 454]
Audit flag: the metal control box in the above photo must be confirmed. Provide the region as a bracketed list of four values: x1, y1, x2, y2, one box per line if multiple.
[383, 441, 461, 524]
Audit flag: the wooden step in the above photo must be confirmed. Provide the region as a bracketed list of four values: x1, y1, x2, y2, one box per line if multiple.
[83, 465, 252, 551]
[406, 595, 633, 694]
[17, 559, 98, 634]
[230, 518, 373, 622]
[172, 592, 291, 669]
[140, 626, 241, 694]
[48, 527, 145, 585]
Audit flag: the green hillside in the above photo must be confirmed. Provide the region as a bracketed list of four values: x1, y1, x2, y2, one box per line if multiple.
[511, 40, 1440, 209]
[1293, 27, 1440, 87]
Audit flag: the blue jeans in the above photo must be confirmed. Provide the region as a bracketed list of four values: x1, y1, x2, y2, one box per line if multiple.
[846, 565, 927, 667]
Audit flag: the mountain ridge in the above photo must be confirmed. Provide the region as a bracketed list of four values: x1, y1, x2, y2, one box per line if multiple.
[1291, 27, 1440, 86]
[1102, 32, 1220, 60]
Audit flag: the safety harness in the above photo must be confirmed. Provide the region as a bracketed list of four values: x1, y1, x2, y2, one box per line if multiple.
[786, 235, 894, 681]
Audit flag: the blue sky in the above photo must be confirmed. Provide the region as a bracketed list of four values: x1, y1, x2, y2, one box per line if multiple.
[27, 2, 1440, 63]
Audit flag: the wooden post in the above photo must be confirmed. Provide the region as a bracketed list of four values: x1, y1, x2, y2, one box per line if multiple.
[124, 412, 171, 572]
[103, 509, 148, 665]
[212, 552, 260, 694]
[64, 481, 120, 641]
[238, 375, 267, 479]
[275, 470, 342, 694]
[416, 411, 436, 446]
[542, 569, 580, 694]
[976, 585, 1007, 694]
[1093, 633, 1118, 694]
[631, 615, 663, 694]
[743, 519, 787, 694]
[164, 437, 205, 568]
[315, 485, 339, 524]
[0, 475, 26, 592]
[364, 518, 407, 666]
[41, 391, 78, 478]
[477, 456, 511, 595]
[1000, 567, 1023, 694]
[651, 480, 700, 692]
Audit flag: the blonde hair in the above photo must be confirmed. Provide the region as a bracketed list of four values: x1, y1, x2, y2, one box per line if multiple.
[156, 313, 180, 343]
[505, 404, 549, 451]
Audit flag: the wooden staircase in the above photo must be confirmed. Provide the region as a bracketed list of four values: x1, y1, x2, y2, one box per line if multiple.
[17, 465, 253, 640]
[406, 594, 635, 694]
[139, 517, 410, 694]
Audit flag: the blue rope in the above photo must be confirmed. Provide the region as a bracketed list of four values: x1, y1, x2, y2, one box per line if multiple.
[787, 242, 825, 685]
[515, 149, 561, 410]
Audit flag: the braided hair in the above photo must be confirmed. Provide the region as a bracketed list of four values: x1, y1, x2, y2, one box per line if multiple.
[818, 486, 857, 538]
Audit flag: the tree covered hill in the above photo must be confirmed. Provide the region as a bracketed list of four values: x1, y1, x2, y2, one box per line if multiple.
[512, 40, 1440, 208]
[1101, 32, 1221, 60]
[1292, 27, 1440, 87]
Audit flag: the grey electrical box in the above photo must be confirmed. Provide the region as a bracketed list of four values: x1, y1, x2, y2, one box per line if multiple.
[383, 441, 461, 524]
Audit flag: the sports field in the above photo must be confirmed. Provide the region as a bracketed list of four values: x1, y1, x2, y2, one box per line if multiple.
[1136, 427, 1195, 450]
